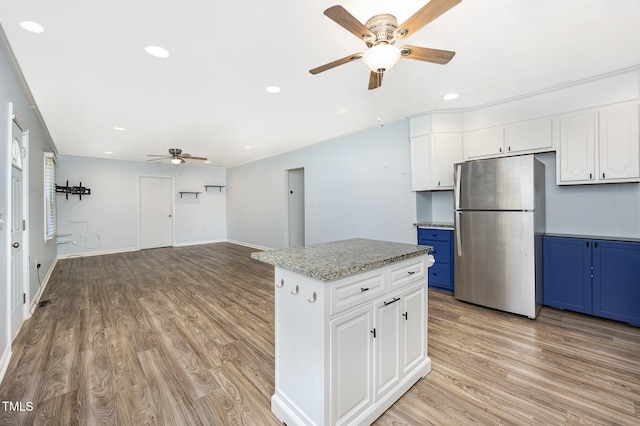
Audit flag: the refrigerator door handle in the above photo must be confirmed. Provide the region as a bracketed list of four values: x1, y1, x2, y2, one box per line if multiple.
[455, 211, 463, 257]
[454, 163, 462, 210]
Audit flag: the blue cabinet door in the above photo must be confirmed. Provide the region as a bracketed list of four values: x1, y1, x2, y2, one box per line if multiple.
[418, 228, 454, 292]
[593, 240, 640, 325]
[543, 236, 592, 314]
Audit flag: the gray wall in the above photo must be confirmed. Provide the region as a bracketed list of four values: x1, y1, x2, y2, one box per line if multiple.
[227, 121, 418, 249]
[56, 155, 227, 257]
[1, 29, 57, 377]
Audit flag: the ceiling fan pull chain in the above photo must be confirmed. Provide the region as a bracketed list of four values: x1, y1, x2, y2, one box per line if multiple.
[377, 79, 384, 125]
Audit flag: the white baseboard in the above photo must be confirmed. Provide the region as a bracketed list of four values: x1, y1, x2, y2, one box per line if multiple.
[57, 246, 139, 260]
[0, 345, 11, 385]
[226, 239, 273, 251]
[28, 257, 58, 316]
[173, 239, 227, 247]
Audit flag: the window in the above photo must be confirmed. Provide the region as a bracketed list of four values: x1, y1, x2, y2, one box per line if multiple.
[44, 153, 56, 241]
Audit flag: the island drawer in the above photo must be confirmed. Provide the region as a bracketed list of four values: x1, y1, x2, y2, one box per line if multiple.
[390, 256, 426, 290]
[330, 269, 386, 315]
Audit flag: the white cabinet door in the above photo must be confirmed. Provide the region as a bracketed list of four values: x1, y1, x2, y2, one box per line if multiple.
[410, 135, 431, 191]
[402, 284, 426, 374]
[331, 305, 374, 426]
[558, 112, 596, 183]
[374, 296, 402, 400]
[598, 103, 639, 181]
[431, 133, 463, 189]
[464, 127, 504, 160]
[504, 119, 553, 154]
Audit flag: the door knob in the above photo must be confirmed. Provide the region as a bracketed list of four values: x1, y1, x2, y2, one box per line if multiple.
[12, 242, 20, 248]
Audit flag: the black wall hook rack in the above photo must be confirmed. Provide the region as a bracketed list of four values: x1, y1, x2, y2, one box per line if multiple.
[56, 180, 91, 200]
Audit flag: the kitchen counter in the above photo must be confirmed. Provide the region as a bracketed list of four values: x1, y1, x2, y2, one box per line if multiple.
[256, 238, 433, 425]
[251, 238, 432, 282]
[545, 233, 640, 243]
[414, 222, 454, 229]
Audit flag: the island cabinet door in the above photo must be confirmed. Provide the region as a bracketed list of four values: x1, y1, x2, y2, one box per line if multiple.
[373, 295, 402, 401]
[401, 284, 427, 374]
[330, 305, 374, 426]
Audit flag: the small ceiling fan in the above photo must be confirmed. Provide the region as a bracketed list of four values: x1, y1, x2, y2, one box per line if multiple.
[147, 148, 208, 165]
[310, 0, 461, 90]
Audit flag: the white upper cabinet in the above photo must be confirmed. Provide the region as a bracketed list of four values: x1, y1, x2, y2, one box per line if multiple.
[557, 102, 639, 185]
[464, 127, 504, 159]
[505, 119, 554, 154]
[410, 114, 464, 191]
[464, 119, 553, 160]
[598, 103, 639, 181]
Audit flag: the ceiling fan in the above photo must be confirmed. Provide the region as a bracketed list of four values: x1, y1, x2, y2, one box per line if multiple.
[147, 148, 208, 165]
[309, 0, 461, 90]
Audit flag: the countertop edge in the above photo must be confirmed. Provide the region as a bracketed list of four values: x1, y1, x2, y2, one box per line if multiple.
[251, 239, 432, 282]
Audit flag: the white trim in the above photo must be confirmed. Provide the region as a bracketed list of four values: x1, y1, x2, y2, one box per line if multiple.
[173, 239, 227, 247]
[57, 246, 139, 259]
[0, 345, 11, 385]
[28, 258, 57, 317]
[226, 239, 273, 251]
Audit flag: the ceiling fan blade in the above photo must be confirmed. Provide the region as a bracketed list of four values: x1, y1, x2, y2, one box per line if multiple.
[184, 156, 208, 161]
[368, 71, 383, 90]
[324, 5, 374, 42]
[309, 52, 363, 74]
[147, 157, 170, 162]
[395, 0, 461, 39]
[147, 154, 171, 157]
[400, 45, 455, 64]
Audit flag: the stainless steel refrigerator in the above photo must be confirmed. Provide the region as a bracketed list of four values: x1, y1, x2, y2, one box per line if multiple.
[453, 155, 545, 318]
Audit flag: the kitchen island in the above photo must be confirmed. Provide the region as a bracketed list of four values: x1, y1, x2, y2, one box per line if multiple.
[252, 238, 434, 426]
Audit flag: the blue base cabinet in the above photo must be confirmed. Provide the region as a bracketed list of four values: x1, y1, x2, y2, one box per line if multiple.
[418, 228, 454, 292]
[543, 236, 640, 325]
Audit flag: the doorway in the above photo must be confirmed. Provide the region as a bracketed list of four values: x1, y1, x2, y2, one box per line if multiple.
[139, 176, 174, 249]
[286, 168, 305, 248]
[10, 116, 26, 338]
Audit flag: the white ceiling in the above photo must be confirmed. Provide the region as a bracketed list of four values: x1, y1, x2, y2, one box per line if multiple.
[1, 0, 640, 167]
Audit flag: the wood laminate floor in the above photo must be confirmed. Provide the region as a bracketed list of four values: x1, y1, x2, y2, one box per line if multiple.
[1, 242, 639, 425]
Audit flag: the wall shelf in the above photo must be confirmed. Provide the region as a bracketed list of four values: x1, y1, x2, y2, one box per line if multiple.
[205, 185, 225, 192]
[178, 191, 201, 199]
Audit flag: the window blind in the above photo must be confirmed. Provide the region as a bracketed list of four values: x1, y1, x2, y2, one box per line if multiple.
[44, 154, 56, 241]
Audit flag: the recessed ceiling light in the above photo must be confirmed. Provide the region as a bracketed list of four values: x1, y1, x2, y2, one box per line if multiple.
[145, 45, 169, 58]
[336, 108, 349, 115]
[265, 86, 281, 94]
[204, 160, 211, 164]
[113, 126, 126, 131]
[244, 145, 253, 150]
[19, 21, 44, 33]
[442, 93, 459, 101]
[103, 151, 113, 154]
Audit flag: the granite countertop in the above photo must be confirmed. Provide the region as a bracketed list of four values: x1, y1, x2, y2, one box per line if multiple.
[251, 238, 432, 282]
[414, 222, 455, 229]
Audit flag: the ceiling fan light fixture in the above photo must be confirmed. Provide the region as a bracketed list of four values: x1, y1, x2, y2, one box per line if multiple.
[170, 157, 182, 165]
[362, 44, 401, 73]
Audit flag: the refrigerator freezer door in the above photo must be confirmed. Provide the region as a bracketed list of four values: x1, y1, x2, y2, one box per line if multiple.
[455, 156, 535, 211]
[454, 210, 537, 318]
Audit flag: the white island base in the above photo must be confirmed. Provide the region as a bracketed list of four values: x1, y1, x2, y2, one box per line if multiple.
[253, 240, 433, 426]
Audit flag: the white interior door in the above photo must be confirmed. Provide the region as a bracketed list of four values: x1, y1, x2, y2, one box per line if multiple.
[139, 176, 173, 249]
[287, 168, 305, 248]
[10, 127, 24, 338]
